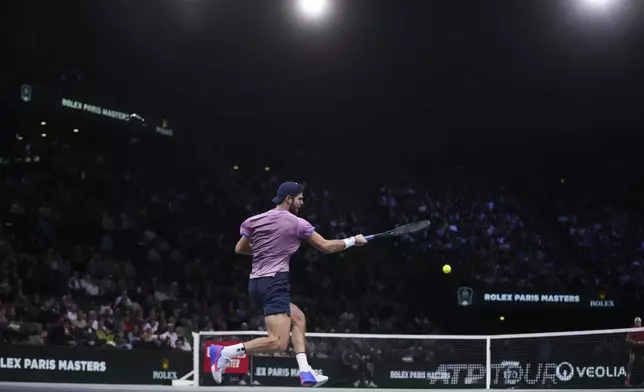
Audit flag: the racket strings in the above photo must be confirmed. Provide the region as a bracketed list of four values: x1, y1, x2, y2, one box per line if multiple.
[390, 220, 431, 236]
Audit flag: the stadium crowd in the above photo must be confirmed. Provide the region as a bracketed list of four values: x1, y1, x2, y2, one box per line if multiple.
[0, 121, 642, 358]
[548, 184, 644, 298]
[0, 128, 375, 350]
[375, 185, 557, 287]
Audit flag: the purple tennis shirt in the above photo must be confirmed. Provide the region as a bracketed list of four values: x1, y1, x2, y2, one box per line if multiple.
[240, 209, 315, 279]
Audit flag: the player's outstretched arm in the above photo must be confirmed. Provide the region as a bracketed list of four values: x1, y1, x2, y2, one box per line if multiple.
[305, 232, 367, 254]
[235, 236, 253, 256]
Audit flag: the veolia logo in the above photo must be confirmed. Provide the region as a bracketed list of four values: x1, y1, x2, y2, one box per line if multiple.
[555, 362, 574, 381]
[554, 361, 626, 381]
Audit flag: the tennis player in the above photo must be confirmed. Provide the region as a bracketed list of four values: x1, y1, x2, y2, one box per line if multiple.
[626, 317, 644, 386]
[208, 182, 368, 387]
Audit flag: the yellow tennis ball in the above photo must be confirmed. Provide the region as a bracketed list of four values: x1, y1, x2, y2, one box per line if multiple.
[442, 264, 451, 274]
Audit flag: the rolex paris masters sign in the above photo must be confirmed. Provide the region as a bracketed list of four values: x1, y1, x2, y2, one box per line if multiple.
[0, 357, 106, 372]
[484, 293, 581, 304]
[61, 98, 130, 122]
[480, 292, 615, 308]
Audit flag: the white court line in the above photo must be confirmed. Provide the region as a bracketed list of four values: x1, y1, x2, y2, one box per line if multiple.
[2, 383, 644, 392]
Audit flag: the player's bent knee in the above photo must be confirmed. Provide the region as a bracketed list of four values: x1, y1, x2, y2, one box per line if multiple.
[277, 339, 289, 352]
[264, 313, 292, 352]
[274, 331, 290, 352]
[266, 335, 289, 352]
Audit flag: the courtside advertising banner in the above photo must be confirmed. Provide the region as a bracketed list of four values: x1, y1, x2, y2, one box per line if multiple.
[372, 359, 627, 389]
[199, 356, 349, 388]
[250, 357, 344, 387]
[0, 343, 191, 384]
[204, 342, 632, 389]
[370, 332, 630, 388]
[199, 356, 628, 388]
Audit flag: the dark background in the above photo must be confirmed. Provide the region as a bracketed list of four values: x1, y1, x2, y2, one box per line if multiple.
[3, 0, 644, 175]
[3, 0, 644, 336]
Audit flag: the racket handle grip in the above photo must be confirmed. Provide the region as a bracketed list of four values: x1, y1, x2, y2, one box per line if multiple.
[365, 235, 374, 241]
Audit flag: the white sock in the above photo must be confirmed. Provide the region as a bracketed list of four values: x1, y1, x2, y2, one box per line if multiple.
[221, 343, 246, 358]
[296, 352, 311, 372]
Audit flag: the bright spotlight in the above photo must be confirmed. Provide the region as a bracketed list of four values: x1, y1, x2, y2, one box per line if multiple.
[585, 0, 611, 6]
[582, 0, 617, 10]
[569, 0, 632, 26]
[73, 128, 79, 133]
[298, 0, 329, 18]
[40, 121, 47, 126]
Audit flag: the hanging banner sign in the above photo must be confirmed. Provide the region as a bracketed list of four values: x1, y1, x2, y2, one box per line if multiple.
[457, 286, 617, 309]
[61, 98, 131, 122]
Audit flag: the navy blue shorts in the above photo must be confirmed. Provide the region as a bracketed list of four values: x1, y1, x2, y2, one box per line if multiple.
[248, 272, 291, 317]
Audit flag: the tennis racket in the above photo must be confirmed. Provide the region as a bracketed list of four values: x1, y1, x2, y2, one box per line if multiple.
[365, 220, 431, 241]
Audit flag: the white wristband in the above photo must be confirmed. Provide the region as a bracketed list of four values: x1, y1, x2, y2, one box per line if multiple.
[343, 237, 356, 249]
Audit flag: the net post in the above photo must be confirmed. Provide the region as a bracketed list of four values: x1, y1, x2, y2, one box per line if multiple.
[485, 335, 491, 389]
[193, 332, 200, 387]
